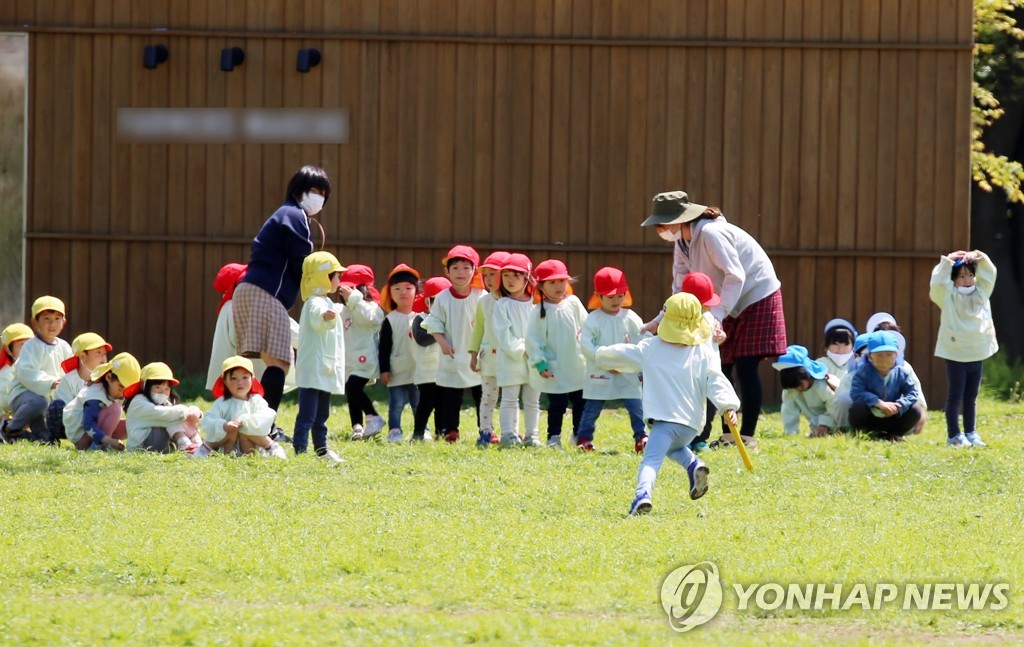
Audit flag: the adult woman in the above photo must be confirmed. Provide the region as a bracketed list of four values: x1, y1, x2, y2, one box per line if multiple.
[234, 165, 331, 418]
[641, 190, 787, 448]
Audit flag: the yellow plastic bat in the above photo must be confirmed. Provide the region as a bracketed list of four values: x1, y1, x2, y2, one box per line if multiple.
[724, 414, 754, 472]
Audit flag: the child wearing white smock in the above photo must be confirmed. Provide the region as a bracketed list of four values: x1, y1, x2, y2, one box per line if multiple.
[468, 251, 510, 447]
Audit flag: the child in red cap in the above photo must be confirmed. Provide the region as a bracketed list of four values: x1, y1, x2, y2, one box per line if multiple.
[339, 264, 386, 440]
[410, 277, 453, 441]
[492, 253, 541, 447]
[468, 251, 511, 446]
[681, 272, 727, 452]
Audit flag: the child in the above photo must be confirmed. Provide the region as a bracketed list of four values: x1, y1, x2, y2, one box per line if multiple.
[930, 250, 999, 447]
[595, 293, 740, 516]
[848, 331, 924, 441]
[469, 251, 510, 446]
[421, 245, 485, 443]
[818, 318, 858, 378]
[49, 332, 113, 444]
[292, 252, 346, 463]
[680, 272, 727, 453]
[379, 264, 422, 443]
[339, 264, 386, 440]
[827, 332, 872, 430]
[0, 323, 33, 420]
[201, 356, 281, 458]
[772, 345, 839, 437]
[528, 259, 588, 450]
[125, 362, 216, 454]
[579, 267, 647, 453]
[863, 311, 928, 431]
[411, 277, 453, 441]
[1, 296, 72, 443]
[63, 352, 140, 451]
[492, 253, 541, 447]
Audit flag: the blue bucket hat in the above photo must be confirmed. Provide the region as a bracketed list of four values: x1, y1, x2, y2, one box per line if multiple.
[772, 345, 828, 380]
[823, 318, 858, 338]
[867, 331, 900, 354]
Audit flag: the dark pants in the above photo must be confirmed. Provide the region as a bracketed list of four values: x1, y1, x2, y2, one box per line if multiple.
[413, 383, 438, 438]
[721, 356, 762, 437]
[8, 391, 50, 442]
[294, 388, 331, 454]
[849, 401, 924, 438]
[546, 390, 584, 440]
[435, 384, 482, 434]
[695, 400, 717, 444]
[345, 375, 378, 426]
[46, 399, 67, 442]
[944, 359, 983, 439]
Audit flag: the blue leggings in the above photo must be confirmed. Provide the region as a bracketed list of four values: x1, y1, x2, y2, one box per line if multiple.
[944, 359, 983, 439]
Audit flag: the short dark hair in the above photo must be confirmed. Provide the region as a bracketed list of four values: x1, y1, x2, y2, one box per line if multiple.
[285, 166, 331, 204]
[778, 366, 811, 390]
[874, 321, 901, 333]
[388, 271, 419, 287]
[951, 261, 976, 282]
[824, 327, 855, 348]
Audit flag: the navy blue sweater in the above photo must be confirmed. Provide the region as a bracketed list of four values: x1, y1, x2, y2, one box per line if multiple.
[242, 201, 314, 309]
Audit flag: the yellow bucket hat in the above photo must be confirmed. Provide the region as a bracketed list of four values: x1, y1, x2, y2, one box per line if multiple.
[71, 332, 113, 356]
[2, 323, 33, 348]
[221, 355, 254, 376]
[658, 293, 712, 346]
[301, 251, 346, 301]
[140, 362, 180, 386]
[31, 295, 66, 319]
[90, 352, 142, 386]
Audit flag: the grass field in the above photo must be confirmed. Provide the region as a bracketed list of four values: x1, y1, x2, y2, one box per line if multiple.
[1, 391, 1021, 645]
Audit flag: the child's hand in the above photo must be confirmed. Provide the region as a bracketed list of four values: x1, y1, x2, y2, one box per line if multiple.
[380, 371, 391, 386]
[438, 338, 455, 358]
[874, 401, 899, 417]
[469, 352, 479, 372]
[723, 410, 739, 428]
[224, 420, 241, 434]
[51, 378, 61, 390]
[539, 369, 554, 379]
[338, 285, 353, 301]
[102, 436, 125, 451]
[712, 321, 727, 345]
[324, 309, 336, 321]
[641, 321, 659, 335]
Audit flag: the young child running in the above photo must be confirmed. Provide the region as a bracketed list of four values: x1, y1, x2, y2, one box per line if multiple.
[201, 356, 280, 458]
[379, 264, 422, 443]
[63, 352, 140, 451]
[410, 277, 452, 441]
[773, 345, 839, 437]
[421, 245, 485, 443]
[492, 253, 541, 447]
[578, 267, 647, 453]
[292, 251, 346, 463]
[469, 251, 510, 446]
[2, 296, 72, 443]
[0, 323, 33, 421]
[49, 333, 113, 444]
[125, 363, 212, 454]
[339, 264, 386, 440]
[596, 293, 740, 516]
[930, 250, 999, 447]
[528, 259, 588, 449]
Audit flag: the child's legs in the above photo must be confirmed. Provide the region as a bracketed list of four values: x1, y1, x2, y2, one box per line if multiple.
[522, 384, 541, 438]
[9, 391, 49, 440]
[387, 385, 411, 430]
[140, 428, 172, 452]
[345, 375, 376, 425]
[889, 403, 924, 436]
[962, 360, 983, 433]
[479, 375, 499, 434]
[547, 392, 569, 439]
[636, 421, 697, 498]
[97, 402, 124, 438]
[168, 421, 200, 442]
[944, 359, 968, 438]
[46, 399, 66, 441]
[568, 390, 585, 434]
[577, 399, 604, 441]
[310, 389, 332, 454]
[622, 398, 647, 439]
[413, 383, 437, 435]
[294, 387, 320, 453]
[468, 385, 482, 430]
[832, 392, 852, 429]
[848, 401, 882, 434]
[435, 386, 462, 433]
[696, 400, 716, 443]
[499, 385, 522, 437]
[241, 433, 273, 451]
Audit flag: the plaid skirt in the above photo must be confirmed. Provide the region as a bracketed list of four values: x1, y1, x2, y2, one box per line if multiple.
[720, 290, 788, 364]
[233, 282, 294, 364]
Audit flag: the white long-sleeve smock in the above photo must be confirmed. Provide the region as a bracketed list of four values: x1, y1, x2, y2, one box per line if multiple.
[126, 397, 202, 451]
[9, 336, 72, 402]
[491, 297, 536, 388]
[341, 290, 384, 381]
[780, 379, 837, 435]
[296, 295, 346, 394]
[201, 394, 276, 444]
[929, 252, 999, 363]
[580, 308, 646, 401]
[527, 296, 588, 394]
[421, 287, 484, 388]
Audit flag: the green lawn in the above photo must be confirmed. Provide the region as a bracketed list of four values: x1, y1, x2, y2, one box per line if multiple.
[1, 394, 1021, 645]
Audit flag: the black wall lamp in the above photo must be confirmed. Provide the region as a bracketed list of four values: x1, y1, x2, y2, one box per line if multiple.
[220, 47, 245, 72]
[143, 44, 169, 69]
[297, 48, 321, 73]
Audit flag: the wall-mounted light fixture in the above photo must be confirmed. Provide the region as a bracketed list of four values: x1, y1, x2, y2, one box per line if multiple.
[220, 47, 245, 72]
[296, 48, 321, 73]
[143, 45, 169, 69]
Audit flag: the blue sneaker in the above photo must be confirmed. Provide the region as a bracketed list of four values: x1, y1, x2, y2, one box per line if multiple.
[687, 458, 709, 500]
[947, 434, 971, 448]
[690, 441, 709, 454]
[965, 431, 987, 447]
[476, 431, 494, 448]
[629, 492, 653, 516]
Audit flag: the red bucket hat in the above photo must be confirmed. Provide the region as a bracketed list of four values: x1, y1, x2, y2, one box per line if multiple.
[480, 251, 511, 271]
[588, 266, 633, 309]
[413, 276, 453, 313]
[534, 259, 571, 282]
[442, 245, 480, 268]
[681, 272, 721, 307]
[213, 263, 247, 313]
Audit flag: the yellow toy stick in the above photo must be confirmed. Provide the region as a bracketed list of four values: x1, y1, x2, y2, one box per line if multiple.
[724, 414, 754, 472]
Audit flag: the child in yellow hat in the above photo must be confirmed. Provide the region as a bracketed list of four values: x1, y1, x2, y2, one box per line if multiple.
[63, 353, 140, 451]
[200, 356, 283, 458]
[595, 293, 740, 516]
[0, 323, 33, 420]
[1, 297, 72, 443]
[124, 362, 206, 453]
[48, 332, 113, 444]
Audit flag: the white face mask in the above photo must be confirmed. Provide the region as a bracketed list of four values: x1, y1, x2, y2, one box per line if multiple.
[151, 393, 170, 406]
[658, 229, 682, 242]
[957, 285, 977, 296]
[299, 192, 325, 216]
[827, 351, 854, 367]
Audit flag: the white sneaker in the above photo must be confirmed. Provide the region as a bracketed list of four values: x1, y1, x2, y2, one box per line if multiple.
[265, 443, 287, 459]
[191, 443, 212, 458]
[547, 435, 563, 450]
[319, 449, 345, 466]
[351, 424, 365, 440]
[524, 434, 543, 447]
[500, 432, 523, 448]
[387, 429, 403, 443]
[363, 415, 385, 439]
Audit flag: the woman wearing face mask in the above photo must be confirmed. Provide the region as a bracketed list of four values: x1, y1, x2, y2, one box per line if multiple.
[234, 166, 331, 428]
[929, 249, 998, 448]
[640, 191, 787, 449]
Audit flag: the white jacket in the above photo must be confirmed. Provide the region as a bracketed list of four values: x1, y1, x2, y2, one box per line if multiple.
[9, 336, 72, 402]
[62, 382, 116, 444]
[930, 253, 999, 362]
[491, 297, 536, 388]
[527, 296, 588, 394]
[53, 368, 87, 405]
[126, 397, 201, 451]
[0, 365, 13, 414]
[382, 310, 418, 387]
[297, 295, 346, 393]
[201, 394, 276, 443]
[781, 379, 836, 435]
[474, 294, 501, 378]
[580, 308, 646, 401]
[341, 290, 384, 381]
[421, 287, 484, 388]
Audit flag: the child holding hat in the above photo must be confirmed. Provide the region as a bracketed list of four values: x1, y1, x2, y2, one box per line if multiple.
[0, 323, 33, 420]
[49, 332, 113, 443]
[410, 277, 453, 441]
[468, 251, 511, 446]
[339, 263, 386, 440]
[772, 345, 839, 437]
[125, 362, 209, 454]
[63, 352, 140, 451]
[201, 356, 281, 458]
[379, 264, 423, 443]
[596, 293, 740, 516]
[578, 267, 647, 453]
[292, 252, 346, 463]
[848, 331, 924, 441]
[2, 296, 72, 443]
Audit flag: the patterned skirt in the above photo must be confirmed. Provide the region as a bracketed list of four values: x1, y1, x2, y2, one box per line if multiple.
[233, 282, 293, 364]
[720, 289, 788, 364]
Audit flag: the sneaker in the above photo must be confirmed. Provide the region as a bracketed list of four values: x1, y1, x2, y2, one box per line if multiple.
[687, 458, 709, 500]
[363, 415, 386, 439]
[490, 433, 499, 444]
[410, 433, 426, 443]
[634, 435, 648, 454]
[965, 431, 987, 447]
[690, 441, 709, 454]
[318, 449, 345, 465]
[351, 424, 365, 440]
[387, 429, 404, 443]
[947, 434, 971, 448]
[629, 492, 653, 516]
[476, 431, 494, 448]
[270, 426, 293, 444]
[265, 443, 287, 459]
[444, 430, 460, 444]
[547, 435, 563, 450]
[523, 434, 543, 447]
[191, 443, 212, 458]
[576, 438, 594, 452]
[499, 432, 523, 448]
[0, 420, 10, 444]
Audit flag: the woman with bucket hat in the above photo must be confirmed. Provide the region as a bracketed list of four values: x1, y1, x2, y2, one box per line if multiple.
[641, 191, 787, 449]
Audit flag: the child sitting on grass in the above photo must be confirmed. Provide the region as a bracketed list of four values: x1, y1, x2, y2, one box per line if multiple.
[63, 353, 140, 451]
[125, 363, 209, 454]
[772, 345, 839, 437]
[0, 323, 33, 422]
[200, 356, 280, 458]
[49, 333, 113, 444]
[848, 331, 924, 441]
[596, 293, 739, 516]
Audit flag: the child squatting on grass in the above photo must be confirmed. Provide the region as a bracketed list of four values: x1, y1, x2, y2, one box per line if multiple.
[595, 292, 740, 516]
[200, 356, 281, 458]
[848, 331, 924, 441]
[772, 345, 840, 437]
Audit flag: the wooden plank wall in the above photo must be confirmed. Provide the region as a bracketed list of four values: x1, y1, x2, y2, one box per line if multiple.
[0, 0, 974, 406]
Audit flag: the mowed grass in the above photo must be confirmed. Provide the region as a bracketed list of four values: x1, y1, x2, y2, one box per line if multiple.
[1, 392, 1022, 645]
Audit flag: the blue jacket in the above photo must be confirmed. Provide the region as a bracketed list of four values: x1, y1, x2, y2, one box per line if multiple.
[849, 361, 920, 415]
[242, 201, 314, 309]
